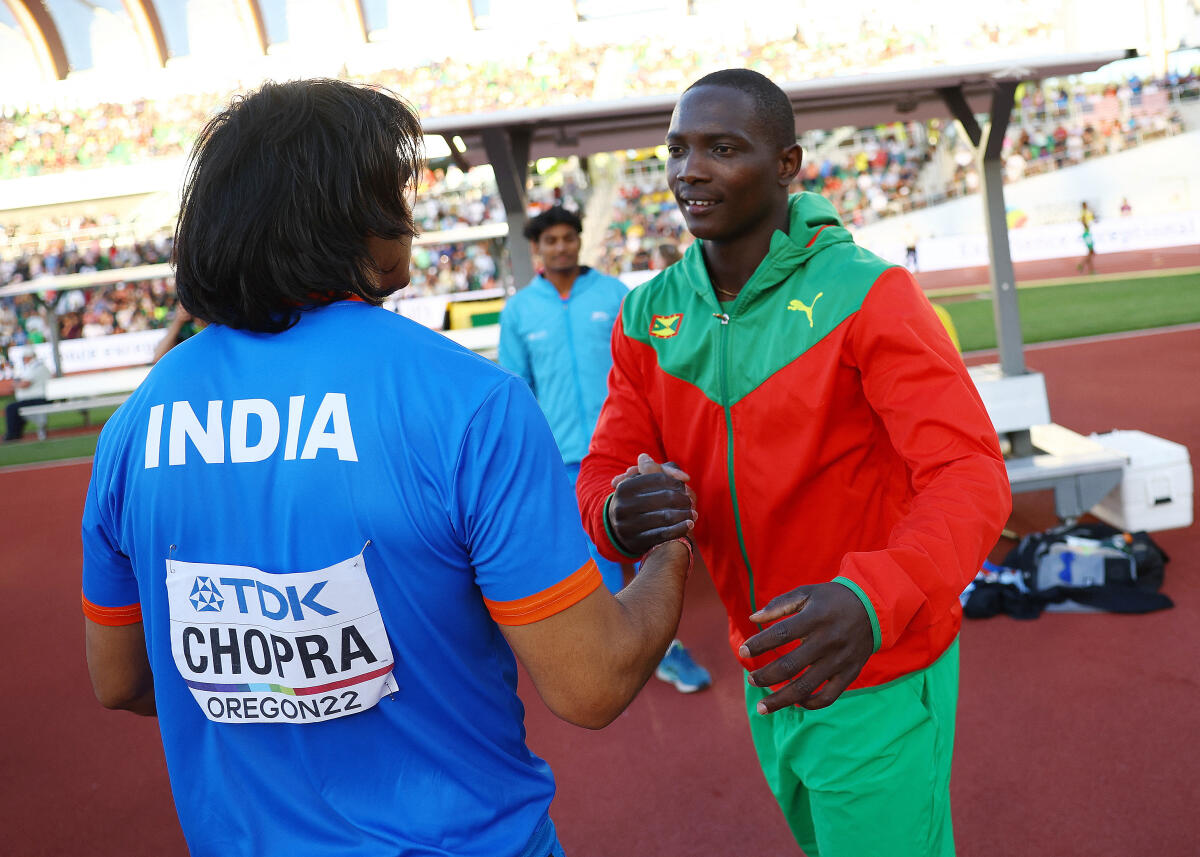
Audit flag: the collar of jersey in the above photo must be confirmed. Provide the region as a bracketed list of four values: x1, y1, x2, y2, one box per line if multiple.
[682, 193, 853, 312]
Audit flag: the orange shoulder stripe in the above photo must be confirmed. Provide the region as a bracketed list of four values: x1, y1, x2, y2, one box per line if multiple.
[484, 560, 603, 626]
[81, 591, 143, 626]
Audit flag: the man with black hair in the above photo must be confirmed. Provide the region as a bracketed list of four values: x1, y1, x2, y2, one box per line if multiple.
[578, 68, 1011, 856]
[500, 206, 711, 693]
[81, 79, 695, 857]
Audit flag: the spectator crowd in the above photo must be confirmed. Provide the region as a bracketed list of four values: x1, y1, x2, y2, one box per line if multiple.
[1, 233, 174, 353]
[2, 11, 1196, 336]
[1, 9, 1069, 180]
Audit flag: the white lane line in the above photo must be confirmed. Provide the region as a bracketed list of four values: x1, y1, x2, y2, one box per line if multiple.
[964, 322, 1200, 359]
[0, 455, 94, 475]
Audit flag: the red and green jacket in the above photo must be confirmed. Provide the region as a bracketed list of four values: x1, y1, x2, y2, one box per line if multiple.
[578, 193, 1011, 689]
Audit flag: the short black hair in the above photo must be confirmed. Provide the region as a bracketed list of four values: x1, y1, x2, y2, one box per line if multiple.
[173, 79, 424, 332]
[522, 206, 583, 243]
[685, 68, 797, 150]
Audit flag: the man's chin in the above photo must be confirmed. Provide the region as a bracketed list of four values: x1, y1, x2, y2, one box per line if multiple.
[683, 219, 724, 241]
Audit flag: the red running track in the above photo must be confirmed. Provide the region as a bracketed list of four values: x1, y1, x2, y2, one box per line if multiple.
[914, 244, 1200, 291]
[3, 327, 1198, 856]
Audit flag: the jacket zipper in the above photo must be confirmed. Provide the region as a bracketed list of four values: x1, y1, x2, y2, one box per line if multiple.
[715, 309, 760, 618]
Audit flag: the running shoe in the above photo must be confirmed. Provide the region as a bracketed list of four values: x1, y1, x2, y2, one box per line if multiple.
[654, 640, 712, 693]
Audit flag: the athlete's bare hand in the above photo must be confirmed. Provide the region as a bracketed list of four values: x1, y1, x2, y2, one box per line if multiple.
[611, 462, 698, 511]
[739, 583, 873, 713]
[607, 453, 696, 556]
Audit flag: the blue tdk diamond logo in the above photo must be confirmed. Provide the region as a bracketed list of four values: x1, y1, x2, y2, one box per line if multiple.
[189, 576, 224, 612]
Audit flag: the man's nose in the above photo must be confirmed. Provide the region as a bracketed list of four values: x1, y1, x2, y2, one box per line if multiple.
[673, 153, 706, 185]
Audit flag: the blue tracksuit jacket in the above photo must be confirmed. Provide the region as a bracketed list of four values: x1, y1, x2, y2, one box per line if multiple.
[498, 267, 629, 465]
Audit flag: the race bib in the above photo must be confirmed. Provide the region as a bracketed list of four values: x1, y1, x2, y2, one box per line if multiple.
[166, 550, 398, 725]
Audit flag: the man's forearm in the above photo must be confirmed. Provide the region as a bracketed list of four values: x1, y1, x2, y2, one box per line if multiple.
[121, 684, 158, 717]
[85, 619, 157, 717]
[498, 539, 692, 730]
[602, 539, 692, 706]
[94, 670, 157, 717]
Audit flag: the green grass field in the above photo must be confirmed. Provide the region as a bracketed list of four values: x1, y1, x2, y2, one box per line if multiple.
[937, 270, 1200, 353]
[2, 269, 1198, 469]
[0, 398, 118, 467]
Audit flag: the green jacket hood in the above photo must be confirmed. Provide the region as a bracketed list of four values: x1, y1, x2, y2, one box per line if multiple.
[622, 191, 892, 407]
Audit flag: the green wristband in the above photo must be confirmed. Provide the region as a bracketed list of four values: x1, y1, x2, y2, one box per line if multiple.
[603, 493, 643, 560]
[832, 576, 882, 653]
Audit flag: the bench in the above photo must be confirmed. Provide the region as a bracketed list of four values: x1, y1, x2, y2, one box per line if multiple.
[1007, 423, 1128, 522]
[19, 394, 135, 440]
[18, 365, 151, 440]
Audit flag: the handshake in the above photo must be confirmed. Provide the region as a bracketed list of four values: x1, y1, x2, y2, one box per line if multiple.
[604, 453, 874, 714]
[606, 453, 698, 557]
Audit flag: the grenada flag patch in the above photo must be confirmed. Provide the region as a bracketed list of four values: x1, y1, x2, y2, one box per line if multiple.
[650, 313, 683, 339]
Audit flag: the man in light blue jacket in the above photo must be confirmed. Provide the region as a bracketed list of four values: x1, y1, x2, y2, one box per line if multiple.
[500, 206, 711, 693]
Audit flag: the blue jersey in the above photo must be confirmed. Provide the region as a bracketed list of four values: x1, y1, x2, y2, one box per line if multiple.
[81, 301, 599, 857]
[498, 268, 628, 465]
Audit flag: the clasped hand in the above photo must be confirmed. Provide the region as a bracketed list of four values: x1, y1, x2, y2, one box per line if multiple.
[607, 453, 697, 556]
[739, 583, 873, 713]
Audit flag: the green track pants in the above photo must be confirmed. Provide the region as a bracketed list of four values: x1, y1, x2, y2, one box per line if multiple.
[745, 638, 959, 857]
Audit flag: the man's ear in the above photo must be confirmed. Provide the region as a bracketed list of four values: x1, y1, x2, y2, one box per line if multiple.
[778, 142, 802, 187]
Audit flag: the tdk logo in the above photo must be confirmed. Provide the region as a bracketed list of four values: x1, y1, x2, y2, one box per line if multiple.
[189, 576, 338, 620]
[189, 577, 225, 612]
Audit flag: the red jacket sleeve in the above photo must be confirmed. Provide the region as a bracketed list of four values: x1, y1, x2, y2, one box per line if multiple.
[577, 311, 667, 561]
[836, 267, 1011, 651]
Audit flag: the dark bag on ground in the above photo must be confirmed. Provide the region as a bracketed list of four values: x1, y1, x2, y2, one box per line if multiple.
[964, 522, 1172, 619]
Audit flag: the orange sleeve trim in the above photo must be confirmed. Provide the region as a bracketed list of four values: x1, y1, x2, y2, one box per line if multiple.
[484, 560, 603, 626]
[81, 591, 143, 626]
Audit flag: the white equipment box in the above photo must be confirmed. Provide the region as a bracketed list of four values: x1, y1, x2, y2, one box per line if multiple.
[1090, 430, 1194, 532]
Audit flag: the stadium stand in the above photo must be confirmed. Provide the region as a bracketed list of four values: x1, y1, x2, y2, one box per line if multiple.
[0, 6, 1105, 181]
[0, 231, 174, 350]
[2, 8, 1197, 355]
[1, 9, 1070, 175]
[3, 70, 1192, 346]
[590, 72, 1196, 275]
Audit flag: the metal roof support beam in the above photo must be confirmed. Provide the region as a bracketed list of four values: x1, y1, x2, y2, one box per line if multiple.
[122, 0, 168, 67]
[978, 80, 1022, 376]
[482, 127, 534, 291]
[347, 0, 367, 42]
[442, 134, 470, 173]
[234, 0, 268, 54]
[938, 85, 982, 147]
[941, 82, 1027, 374]
[983, 81, 1016, 161]
[977, 78, 1032, 455]
[44, 304, 62, 377]
[7, 0, 70, 80]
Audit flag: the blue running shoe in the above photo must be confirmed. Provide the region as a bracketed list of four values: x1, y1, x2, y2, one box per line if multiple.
[655, 640, 712, 693]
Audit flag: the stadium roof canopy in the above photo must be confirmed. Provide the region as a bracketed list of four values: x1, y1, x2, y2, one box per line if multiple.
[423, 50, 1137, 168]
[0, 0, 372, 83]
[428, 48, 1134, 424]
